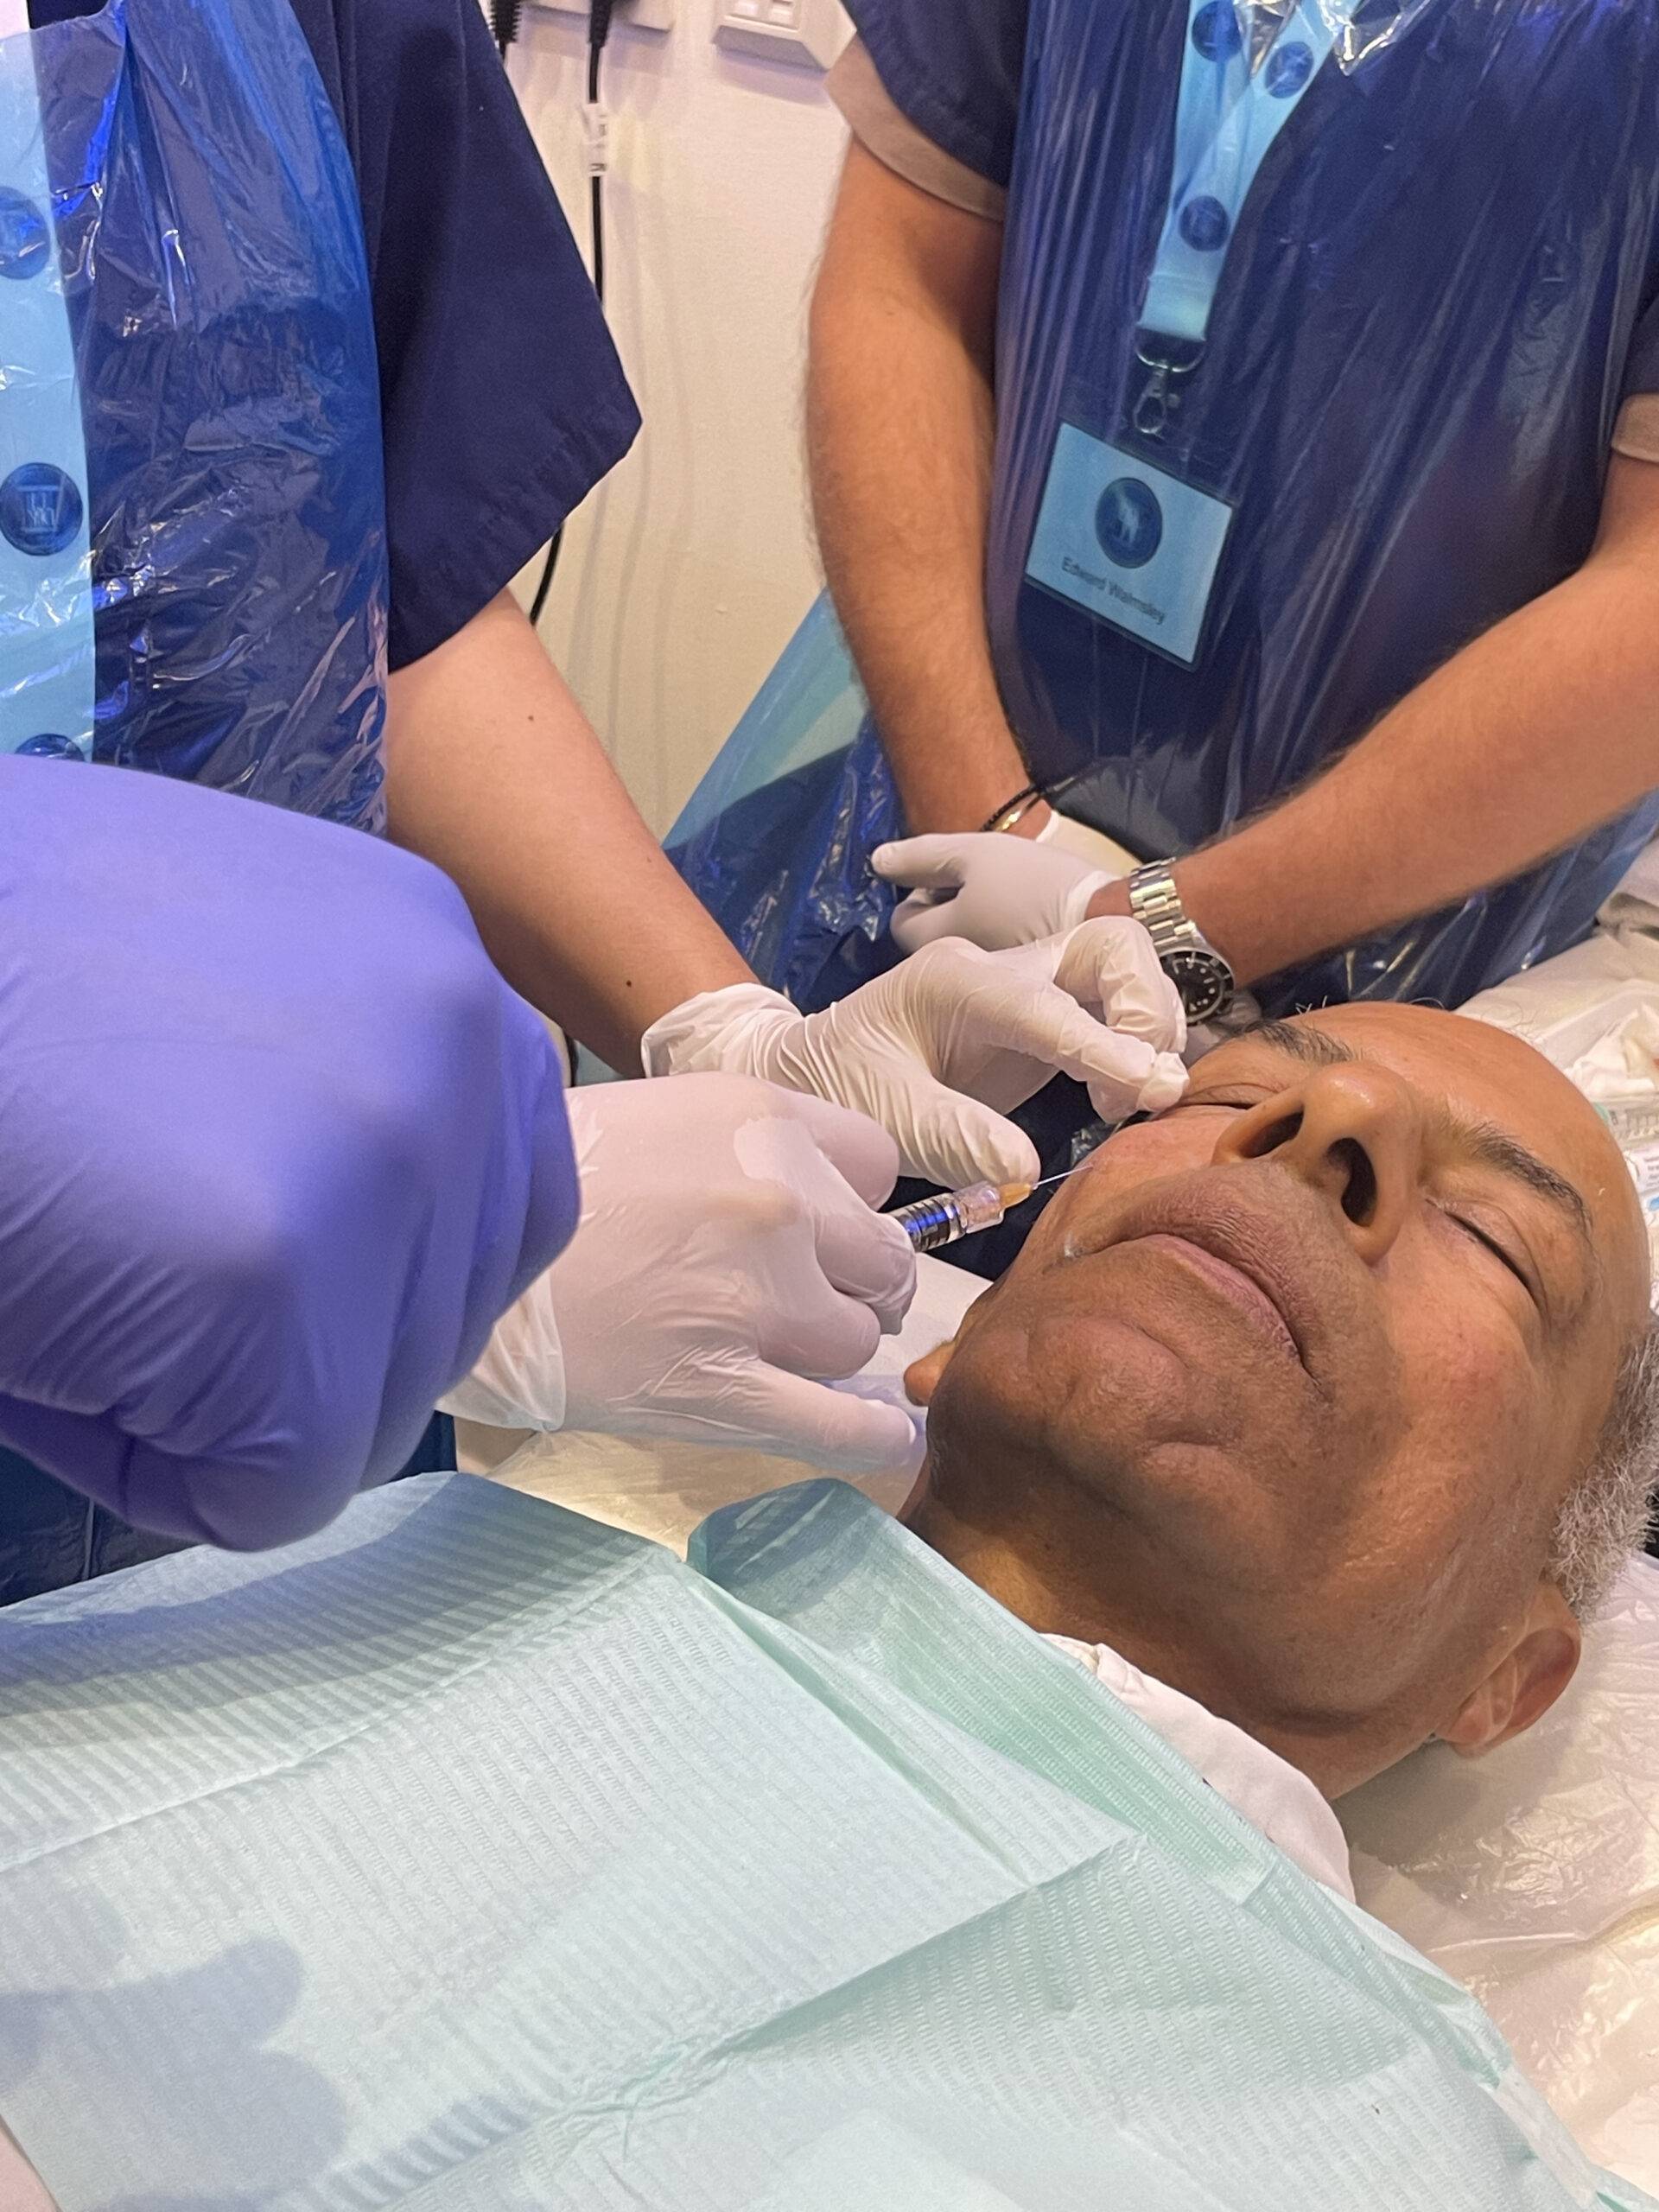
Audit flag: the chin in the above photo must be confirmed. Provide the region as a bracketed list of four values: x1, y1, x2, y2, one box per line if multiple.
[934, 1312, 1179, 1465]
[940, 1325, 1267, 1524]
[1105, 1433, 1313, 1579]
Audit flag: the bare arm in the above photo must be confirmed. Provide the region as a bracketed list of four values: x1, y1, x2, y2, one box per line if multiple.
[384, 590, 751, 1072]
[810, 142, 1036, 834]
[1089, 454, 1659, 984]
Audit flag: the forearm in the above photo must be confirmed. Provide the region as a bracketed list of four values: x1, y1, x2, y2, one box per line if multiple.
[385, 592, 751, 1071]
[1093, 482, 1659, 984]
[809, 143, 1027, 832]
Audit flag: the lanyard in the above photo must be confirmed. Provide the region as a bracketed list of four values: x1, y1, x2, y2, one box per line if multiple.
[0, 4, 94, 758]
[1135, 0, 1342, 438]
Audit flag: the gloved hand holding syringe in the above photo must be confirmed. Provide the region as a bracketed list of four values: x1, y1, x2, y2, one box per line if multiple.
[888, 1172, 1078, 1251]
[449, 920, 1185, 1470]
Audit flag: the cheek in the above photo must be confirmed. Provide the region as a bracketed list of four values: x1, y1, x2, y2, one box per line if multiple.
[1110, 1121, 1227, 1174]
[1027, 1122, 1224, 1258]
[1382, 1262, 1543, 1538]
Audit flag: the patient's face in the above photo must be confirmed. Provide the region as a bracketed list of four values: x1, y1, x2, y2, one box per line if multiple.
[917, 1006, 1649, 1784]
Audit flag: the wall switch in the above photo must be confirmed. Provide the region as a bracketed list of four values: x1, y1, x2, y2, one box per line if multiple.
[533, 0, 677, 32]
[714, 0, 850, 67]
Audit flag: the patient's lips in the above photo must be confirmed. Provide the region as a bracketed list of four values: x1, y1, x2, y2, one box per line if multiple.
[1135, 1232, 1302, 1367]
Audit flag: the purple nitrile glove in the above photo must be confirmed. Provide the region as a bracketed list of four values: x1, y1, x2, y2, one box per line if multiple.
[0, 758, 577, 1549]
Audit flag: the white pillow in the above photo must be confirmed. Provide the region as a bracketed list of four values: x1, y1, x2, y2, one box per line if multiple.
[1341, 1558, 1659, 2196]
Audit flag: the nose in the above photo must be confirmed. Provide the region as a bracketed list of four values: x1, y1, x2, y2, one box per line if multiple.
[1212, 1063, 1423, 1264]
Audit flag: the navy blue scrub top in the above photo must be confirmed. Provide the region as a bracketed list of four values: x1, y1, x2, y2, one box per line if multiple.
[31, 0, 642, 671]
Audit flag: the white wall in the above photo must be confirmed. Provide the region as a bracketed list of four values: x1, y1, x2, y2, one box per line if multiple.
[502, 5, 849, 834]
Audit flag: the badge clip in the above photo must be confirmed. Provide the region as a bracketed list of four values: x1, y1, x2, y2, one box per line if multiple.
[1131, 336, 1203, 442]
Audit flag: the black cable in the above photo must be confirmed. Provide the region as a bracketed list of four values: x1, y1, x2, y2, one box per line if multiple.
[528, 529, 564, 627]
[588, 35, 607, 303]
[530, 1, 613, 627]
[490, 0, 522, 60]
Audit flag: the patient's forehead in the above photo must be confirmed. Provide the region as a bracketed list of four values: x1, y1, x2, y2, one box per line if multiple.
[1190, 1003, 1646, 1318]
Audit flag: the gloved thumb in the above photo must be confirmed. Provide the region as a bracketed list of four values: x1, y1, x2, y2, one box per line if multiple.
[881, 1070, 1043, 1190]
[871, 836, 972, 892]
[734, 1363, 924, 1478]
[1122, 1049, 1188, 1116]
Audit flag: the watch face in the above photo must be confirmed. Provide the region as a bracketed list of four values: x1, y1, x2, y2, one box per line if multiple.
[1165, 947, 1232, 1024]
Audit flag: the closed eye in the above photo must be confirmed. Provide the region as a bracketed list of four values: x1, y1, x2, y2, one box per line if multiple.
[1166, 1091, 1260, 1114]
[1447, 1211, 1532, 1294]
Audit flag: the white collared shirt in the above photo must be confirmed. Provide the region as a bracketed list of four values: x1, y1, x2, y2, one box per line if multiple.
[1045, 1634, 1356, 1899]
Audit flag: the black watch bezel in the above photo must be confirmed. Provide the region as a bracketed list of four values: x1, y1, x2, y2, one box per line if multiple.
[1162, 945, 1234, 1025]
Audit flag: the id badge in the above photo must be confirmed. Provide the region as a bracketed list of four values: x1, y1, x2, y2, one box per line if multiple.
[1025, 423, 1233, 667]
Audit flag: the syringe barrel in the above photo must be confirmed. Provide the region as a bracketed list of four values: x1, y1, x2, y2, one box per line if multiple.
[889, 1180, 1008, 1253]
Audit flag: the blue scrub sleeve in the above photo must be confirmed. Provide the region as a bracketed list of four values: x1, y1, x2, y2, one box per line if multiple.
[304, 0, 640, 669]
[842, 0, 1030, 190]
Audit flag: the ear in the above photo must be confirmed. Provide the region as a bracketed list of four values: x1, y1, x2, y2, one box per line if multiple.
[1436, 1583, 1582, 1760]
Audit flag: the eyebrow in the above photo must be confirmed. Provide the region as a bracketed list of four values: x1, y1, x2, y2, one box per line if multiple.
[1241, 1020, 1597, 1252]
[1449, 1117, 1595, 1248]
[1247, 1018, 1352, 1071]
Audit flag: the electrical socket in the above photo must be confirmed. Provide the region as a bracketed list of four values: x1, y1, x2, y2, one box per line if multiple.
[713, 0, 850, 68]
[531, 0, 677, 30]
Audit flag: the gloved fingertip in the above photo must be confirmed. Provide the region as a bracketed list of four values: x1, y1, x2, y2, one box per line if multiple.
[906, 1109, 1039, 1193]
[835, 1402, 926, 1479]
[1137, 1053, 1190, 1113]
[1068, 1026, 1158, 1094]
[875, 1234, 919, 1320]
[876, 1227, 919, 1323]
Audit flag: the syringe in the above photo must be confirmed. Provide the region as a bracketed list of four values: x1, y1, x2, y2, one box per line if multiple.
[888, 1181, 1031, 1252]
[887, 1167, 1084, 1253]
[887, 1172, 1058, 1255]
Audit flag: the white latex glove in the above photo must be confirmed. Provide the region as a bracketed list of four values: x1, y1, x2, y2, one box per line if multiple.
[875, 827, 1118, 952]
[642, 921, 1187, 1190]
[1037, 811, 1143, 876]
[442, 1074, 919, 1473]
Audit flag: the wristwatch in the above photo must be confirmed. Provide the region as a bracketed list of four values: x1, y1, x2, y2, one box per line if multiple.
[1126, 863, 1236, 1023]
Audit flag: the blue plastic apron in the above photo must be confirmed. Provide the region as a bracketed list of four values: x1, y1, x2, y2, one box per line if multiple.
[671, 0, 1659, 1019]
[10, 0, 389, 811]
[0, 0, 395, 1602]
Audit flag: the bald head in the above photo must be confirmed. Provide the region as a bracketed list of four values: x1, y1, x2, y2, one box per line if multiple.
[908, 1005, 1652, 1796]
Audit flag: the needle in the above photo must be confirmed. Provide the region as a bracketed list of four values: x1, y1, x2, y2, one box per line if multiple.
[887, 1160, 1094, 1253]
[1027, 1166, 1082, 1194]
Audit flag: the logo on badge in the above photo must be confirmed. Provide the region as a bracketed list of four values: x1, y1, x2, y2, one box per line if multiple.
[0, 463, 83, 558]
[1095, 478, 1163, 570]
